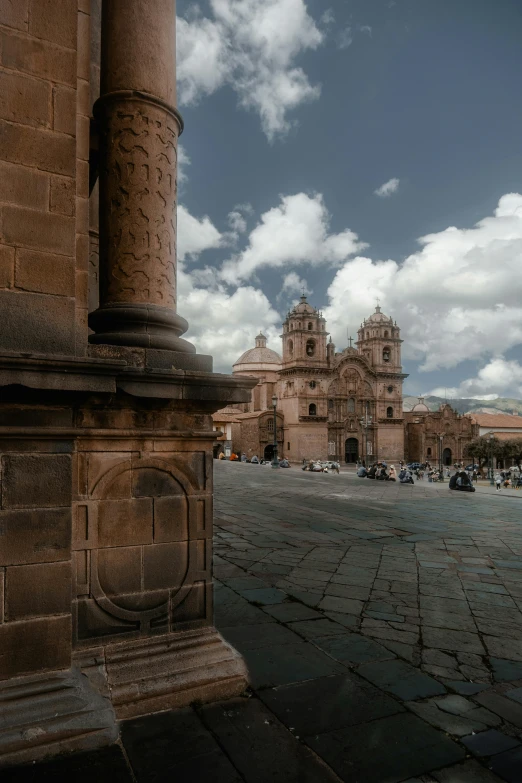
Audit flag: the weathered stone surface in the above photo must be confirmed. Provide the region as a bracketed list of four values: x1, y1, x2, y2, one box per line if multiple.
[259, 673, 403, 736]
[2, 455, 71, 509]
[121, 707, 243, 783]
[201, 698, 340, 783]
[307, 713, 465, 783]
[0, 617, 71, 681]
[0, 668, 117, 768]
[462, 730, 520, 757]
[357, 659, 446, 701]
[5, 562, 70, 620]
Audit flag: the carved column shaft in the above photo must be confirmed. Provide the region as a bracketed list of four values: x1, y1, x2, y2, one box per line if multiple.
[89, 0, 194, 352]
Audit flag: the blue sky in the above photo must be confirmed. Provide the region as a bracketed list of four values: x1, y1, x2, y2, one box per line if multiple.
[175, 0, 522, 399]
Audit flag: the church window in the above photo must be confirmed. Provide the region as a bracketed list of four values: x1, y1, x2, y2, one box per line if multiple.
[384, 331, 389, 337]
[287, 442, 290, 450]
[309, 380, 316, 389]
[365, 332, 369, 339]
[427, 447, 432, 456]
[383, 347, 391, 362]
[309, 403, 317, 416]
[267, 419, 274, 431]
[308, 322, 313, 330]
[387, 406, 393, 418]
[288, 339, 293, 356]
[387, 385, 394, 393]
[328, 399, 334, 410]
[347, 398, 355, 413]
[306, 339, 315, 357]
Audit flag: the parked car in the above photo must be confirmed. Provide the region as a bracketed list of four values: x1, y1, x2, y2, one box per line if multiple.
[407, 462, 421, 470]
[465, 464, 479, 471]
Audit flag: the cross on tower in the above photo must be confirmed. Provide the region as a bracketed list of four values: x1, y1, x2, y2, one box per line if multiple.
[348, 336, 354, 348]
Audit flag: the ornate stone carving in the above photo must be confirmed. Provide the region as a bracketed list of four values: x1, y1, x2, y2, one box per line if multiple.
[100, 101, 178, 308]
[73, 453, 211, 644]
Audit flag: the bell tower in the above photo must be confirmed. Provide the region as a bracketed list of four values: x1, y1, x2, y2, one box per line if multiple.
[278, 296, 329, 462]
[357, 305, 402, 371]
[282, 295, 328, 369]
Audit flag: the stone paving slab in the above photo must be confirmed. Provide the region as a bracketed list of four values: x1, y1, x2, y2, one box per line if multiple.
[7, 461, 522, 781]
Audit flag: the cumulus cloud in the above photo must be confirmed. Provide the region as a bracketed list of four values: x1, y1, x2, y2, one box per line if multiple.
[323, 193, 522, 387]
[177, 0, 323, 140]
[227, 210, 249, 235]
[220, 192, 367, 284]
[429, 358, 522, 399]
[176, 201, 281, 372]
[374, 177, 400, 197]
[179, 262, 281, 372]
[277, 272, 312, 304]
[177, 204, 224, 262]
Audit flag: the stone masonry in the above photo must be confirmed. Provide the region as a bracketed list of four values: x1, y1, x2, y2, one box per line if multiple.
[0, 0, 254, 767]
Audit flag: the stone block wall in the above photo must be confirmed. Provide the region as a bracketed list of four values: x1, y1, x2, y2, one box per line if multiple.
[0, 446, 73, 681]
[0, 0, 90, 356]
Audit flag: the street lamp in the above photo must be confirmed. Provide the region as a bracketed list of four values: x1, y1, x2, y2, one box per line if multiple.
[271, 395, 279, 468]
[438, 434, 444, 483]
[359, 404, 373, 466]
[489, 433, 495, 486]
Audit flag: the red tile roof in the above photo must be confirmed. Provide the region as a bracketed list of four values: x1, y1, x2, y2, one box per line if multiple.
[470, 413, 522, 428]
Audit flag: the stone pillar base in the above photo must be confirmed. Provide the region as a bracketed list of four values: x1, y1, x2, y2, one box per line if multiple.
[79, 627, 248, 721]
[0, 668, 118, 769]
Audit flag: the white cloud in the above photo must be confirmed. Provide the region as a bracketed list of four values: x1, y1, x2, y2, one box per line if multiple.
[278, 272, 311, 303]
[177, 204, 224, 262]
[429, 359, 522, 399]
[227, 210, 248, 235]
[323, 193, 522, 385]
[337, 27, 353, 49]
[321, 9, 335, 27]
[374, 177, 400, 197]
[177, 144, 191, 187]
[176, 200, 281, 372]
[220, 192, 367, 284]
[179, 262, 281, 372]
[359, 24, 372, 37]
[177, 0, 323, 140]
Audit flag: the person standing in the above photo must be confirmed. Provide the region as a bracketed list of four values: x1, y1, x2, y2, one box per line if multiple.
[495, 473, 502, 491]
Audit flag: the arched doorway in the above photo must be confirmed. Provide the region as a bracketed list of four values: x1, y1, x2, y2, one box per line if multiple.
[345, 438, 359, 463]
[443, 448, 452, 466]
[264, 444, 275, 461]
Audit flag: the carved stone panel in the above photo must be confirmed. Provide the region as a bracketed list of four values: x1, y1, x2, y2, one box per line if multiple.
[73, 452, 211, 645]
[100, 100, 178, 308]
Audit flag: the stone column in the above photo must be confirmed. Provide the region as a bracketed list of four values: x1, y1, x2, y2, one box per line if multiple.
[89, 0, 193, 353]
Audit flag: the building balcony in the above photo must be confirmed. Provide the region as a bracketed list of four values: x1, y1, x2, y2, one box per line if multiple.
[299, 415, 328, 422]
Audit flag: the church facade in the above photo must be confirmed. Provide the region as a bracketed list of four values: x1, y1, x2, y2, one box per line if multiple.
[217, 297, 407, 464]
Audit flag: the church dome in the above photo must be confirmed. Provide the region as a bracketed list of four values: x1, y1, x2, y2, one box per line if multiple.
[287, 294, 321, 317]
[233, 332, 282, 369]
[411, 397, 430, 413]
[366, 304, 393, 324]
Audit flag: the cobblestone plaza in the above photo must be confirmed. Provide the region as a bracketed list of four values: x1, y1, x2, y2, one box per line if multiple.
[12, 462, 522, 781]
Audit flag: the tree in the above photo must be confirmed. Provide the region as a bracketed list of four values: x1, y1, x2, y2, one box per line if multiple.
[464, 436, 501, 475]
[502, 438, 522, 470]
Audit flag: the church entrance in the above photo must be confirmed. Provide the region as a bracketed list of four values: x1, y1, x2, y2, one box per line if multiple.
[345, 438, 359, 463]
[443, 448, 452, 466]
[264, 444, 275, 461]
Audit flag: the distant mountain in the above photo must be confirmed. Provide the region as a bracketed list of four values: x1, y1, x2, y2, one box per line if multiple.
[403, 395, 522, 416]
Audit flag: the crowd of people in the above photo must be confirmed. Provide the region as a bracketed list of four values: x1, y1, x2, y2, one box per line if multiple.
[356, 461, 414, 484]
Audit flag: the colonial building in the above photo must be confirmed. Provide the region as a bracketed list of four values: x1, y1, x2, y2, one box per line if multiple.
[218, 298, 407, 463]
[404, 400, 478, 465]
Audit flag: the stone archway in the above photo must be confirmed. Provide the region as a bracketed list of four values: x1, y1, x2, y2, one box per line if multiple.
[443, 448, 452, 466]
[264, 444, 275, 461]
[345, 438, 359, 464]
